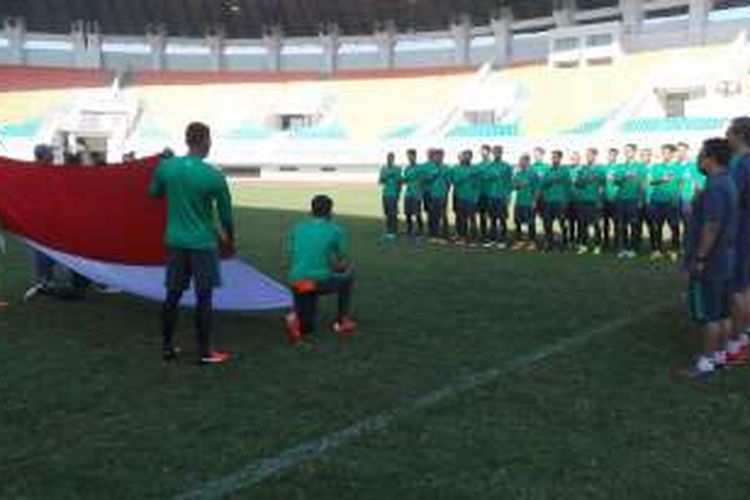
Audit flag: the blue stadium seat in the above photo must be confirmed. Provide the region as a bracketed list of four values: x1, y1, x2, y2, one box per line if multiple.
[289, 123, 347, 139]
[225, 123, 273, 140]
[383, 124, 419, 139]
[446, 122, 520, 138]
[0, 118, 42, 138]
[562, 116, 609, 135]
[621, 117, 729, 134]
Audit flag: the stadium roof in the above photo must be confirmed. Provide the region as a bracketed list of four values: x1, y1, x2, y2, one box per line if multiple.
[2, 0, 748, 39]
[0, 0, 619, 39]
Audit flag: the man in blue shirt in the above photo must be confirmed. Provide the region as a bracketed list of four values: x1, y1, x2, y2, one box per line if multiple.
[725, 117, 750, 365]
[683, 138, 738, 378]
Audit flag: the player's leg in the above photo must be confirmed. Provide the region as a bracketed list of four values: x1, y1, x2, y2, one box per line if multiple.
[558, 205, 569, 250]
[593, 205, 603, 251]
[543, 206, 555, 251]
[193, 249, 228, 363]
[414, 196, 425, 236]
[497, 199, 509, 248]
[404, 197, 415, 237]
[318, 272, 357, 336]
[668, 205, 681, 259]
[468, 203, 479, 243]
[489, 197, 500, 245]
[430, 196, 445, 240]
[455, 199, 466, 240]
[441, 197, 450, 239]
[162, 249, 189, 360]
[195, 288, 214, 358]
[477, 195, 490, 243]
[687, 278, 727, 376]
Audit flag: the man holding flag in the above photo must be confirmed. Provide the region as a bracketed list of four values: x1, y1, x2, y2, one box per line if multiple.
[149, 122, 235, 365]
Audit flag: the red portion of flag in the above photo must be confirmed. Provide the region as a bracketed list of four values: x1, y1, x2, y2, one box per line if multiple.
[0, 155, 233, 265]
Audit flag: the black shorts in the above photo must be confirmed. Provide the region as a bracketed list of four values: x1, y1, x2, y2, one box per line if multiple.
[382, 195, 399, 216]
[478, 195, 491, 213]
[688, 278, 730, 325]
[404, 196, 422, 216]
[166, 248, 221, 292]
[489, 197, 509, 218]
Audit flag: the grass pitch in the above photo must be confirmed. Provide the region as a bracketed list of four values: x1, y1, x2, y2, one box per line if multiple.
[2, 183, 750, 499]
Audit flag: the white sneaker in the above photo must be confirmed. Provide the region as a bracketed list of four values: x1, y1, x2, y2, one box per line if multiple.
[23, 283, 45, 302]
[688, 356, 715, 378]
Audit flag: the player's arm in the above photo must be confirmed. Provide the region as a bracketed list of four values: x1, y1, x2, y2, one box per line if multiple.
[215, 176, 235, 244]
[693, 189, 727, 274]
[331, 228, 351, 273]
[378, 167, 387, 185]
[148, 164, 166, 198]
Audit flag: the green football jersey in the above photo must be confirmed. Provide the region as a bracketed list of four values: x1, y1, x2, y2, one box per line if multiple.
[573, 164, 604, 204]
[650, 161, 681, 204]
[287, 218, 349, 283]
[403, 163, 424, 198]
[601, 163, 620, 202]
[149, 155, 234, 250]
[378, 165, 402, 198]
[541, 165, 572, 204]
[477, 161, 494, 198]
[424, 162, 451, 199]
[480, 160, 514, 199]
[616, 161, 647, 201]
[679, 160, 703, 200]
[452, 165, 481, 202]
[513, 168, 539, 207]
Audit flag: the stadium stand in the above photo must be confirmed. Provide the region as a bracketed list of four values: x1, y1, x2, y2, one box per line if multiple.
[1, 0, 749, 173]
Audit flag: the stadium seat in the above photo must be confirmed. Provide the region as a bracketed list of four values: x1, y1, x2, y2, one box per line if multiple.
[446, 122, 520, 138]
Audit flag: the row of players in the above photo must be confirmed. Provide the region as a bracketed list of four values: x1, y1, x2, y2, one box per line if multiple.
[378, 142, 700, 259]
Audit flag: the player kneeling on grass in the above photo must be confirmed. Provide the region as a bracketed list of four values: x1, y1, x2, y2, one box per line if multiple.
[684, 138, 738, 378]
[285, 195, 357, 346]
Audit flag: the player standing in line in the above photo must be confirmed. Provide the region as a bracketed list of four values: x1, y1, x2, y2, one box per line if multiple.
[512, 153, 539, 250]
[531, 147, 549, 245]
[402, 149, 425, 241]
[649, 144, 681, 261]
[638, 147, 654, 253]
[477, 144, 494, 245]
[490, 145, 514, 249]
[378, 152, 402, 241]
[601, 148, 620, 252]
[567, 151, 583, 248]
[540, 150, 572, 252]
[423, 148, 451, 243]
[615, 144, 646, 258]
[573, 148, 604, 254]
[451, 150, 481, 245]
